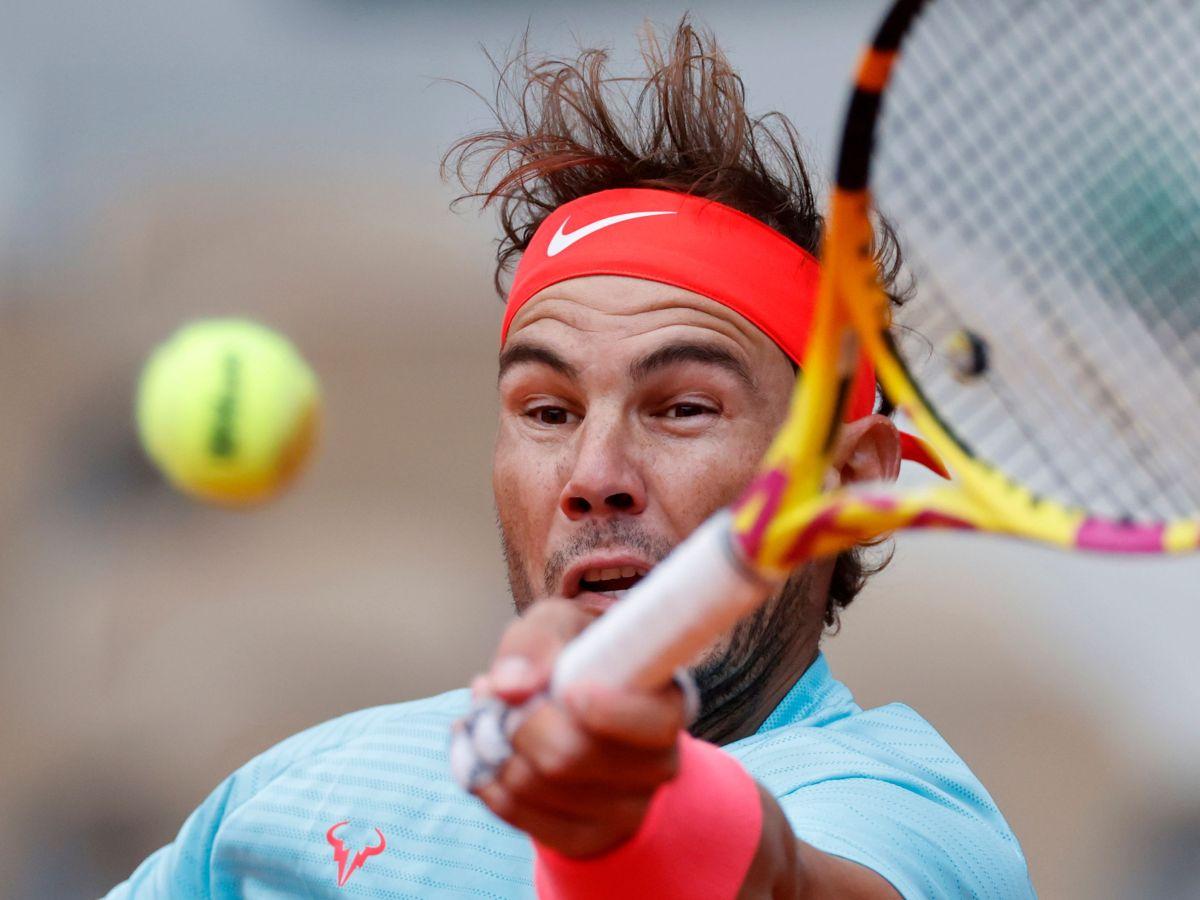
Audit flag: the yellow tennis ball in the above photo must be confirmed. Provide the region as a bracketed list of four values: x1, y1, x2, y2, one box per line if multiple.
[136, 318, 321, 506]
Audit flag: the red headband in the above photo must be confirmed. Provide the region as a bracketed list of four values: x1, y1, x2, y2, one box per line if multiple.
[502, 188, 946, 475]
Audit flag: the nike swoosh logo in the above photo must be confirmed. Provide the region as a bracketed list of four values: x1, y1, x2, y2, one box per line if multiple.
[546, 210, 677, 256]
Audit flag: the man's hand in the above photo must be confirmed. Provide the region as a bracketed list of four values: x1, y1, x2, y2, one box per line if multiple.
[462, 602, 901, 899]
[470, 599, 688, 858]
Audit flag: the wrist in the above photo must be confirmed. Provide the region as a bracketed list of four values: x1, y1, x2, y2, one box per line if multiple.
[534, 733, 762, 900]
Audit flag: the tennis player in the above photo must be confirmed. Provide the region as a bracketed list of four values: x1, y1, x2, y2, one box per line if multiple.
[109, 21, 1034, 899]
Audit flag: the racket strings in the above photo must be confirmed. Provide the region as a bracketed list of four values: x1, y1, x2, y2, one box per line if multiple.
[895, 7, 1140, 461]
[874, 0, 1200, 522]
[892, 21, 1180, 516]
[1003, 4, 1200, 509]
[902, 1, 1200, 520]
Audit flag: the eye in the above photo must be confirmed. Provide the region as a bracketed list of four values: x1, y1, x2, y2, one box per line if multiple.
[526, 405, 578, 426]
[664, 402, 716, 419]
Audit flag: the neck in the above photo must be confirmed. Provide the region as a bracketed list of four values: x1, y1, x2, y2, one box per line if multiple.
[688, 566, 828, 745]
[716, 641, 820, 745]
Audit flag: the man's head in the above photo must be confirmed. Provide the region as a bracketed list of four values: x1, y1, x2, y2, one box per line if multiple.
[495, 274, 798, 611]
[448, 20, 906, 739]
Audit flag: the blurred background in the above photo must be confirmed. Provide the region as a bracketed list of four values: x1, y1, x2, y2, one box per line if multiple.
[2, 1, 1199, 897]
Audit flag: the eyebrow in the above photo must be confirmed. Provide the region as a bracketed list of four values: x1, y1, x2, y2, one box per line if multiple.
[498, 342, 580, 382]
[497, 338, 757, 390]
[629, 341, 757, 390]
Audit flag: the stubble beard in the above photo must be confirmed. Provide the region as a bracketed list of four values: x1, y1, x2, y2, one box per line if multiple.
[686, 567, 816, 744]
[499, 518, 818, 743]
[500, 517, 674, 614]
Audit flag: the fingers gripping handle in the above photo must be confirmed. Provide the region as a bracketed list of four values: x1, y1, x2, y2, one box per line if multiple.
[450, 511, 772, 794]
[551, 511, 774, 695]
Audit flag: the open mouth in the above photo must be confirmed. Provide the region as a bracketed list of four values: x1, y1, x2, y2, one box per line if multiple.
[572, 565, 649, 598]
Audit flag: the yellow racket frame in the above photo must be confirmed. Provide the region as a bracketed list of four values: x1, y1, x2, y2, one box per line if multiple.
[732, 31, 1200, 579]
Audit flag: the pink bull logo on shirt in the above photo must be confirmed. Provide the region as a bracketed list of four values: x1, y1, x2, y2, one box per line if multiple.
[326, 820, 386, 887]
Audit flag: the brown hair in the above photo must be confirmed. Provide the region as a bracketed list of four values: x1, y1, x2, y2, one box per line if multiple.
[444, 18, 904, 626]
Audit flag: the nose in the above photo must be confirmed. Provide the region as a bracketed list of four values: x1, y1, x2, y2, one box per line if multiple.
[558, 413, 647, 520]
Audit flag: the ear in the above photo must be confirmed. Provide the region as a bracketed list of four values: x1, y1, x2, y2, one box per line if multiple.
[829, 414, 902, 488]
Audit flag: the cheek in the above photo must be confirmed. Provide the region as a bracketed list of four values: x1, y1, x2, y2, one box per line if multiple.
[648, 422, 776, 533]
[493, 427, 561, 565]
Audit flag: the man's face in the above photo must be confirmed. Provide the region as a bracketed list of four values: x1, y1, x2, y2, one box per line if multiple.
[493, 274, 796, 618]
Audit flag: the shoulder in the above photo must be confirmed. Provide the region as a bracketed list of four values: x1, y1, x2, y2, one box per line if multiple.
[239, 689, 470, 778]
[221, 688, 472, 812]
[730, 700, 1000, 817]
[106, 688, 529, 897]
[739, 701, 995, 806]
[729, 701, 1034, 899]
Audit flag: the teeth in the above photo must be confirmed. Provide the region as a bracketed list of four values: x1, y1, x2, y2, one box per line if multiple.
[580, 565, 647, 586]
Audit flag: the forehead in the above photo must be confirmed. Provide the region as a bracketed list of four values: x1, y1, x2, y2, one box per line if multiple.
[504, 275, 781, 358]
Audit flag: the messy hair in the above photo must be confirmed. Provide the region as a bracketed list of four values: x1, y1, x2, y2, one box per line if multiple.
[445, 18, 905, 627]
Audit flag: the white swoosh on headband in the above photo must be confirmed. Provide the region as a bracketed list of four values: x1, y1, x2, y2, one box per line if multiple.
[546, 210, 677, 257]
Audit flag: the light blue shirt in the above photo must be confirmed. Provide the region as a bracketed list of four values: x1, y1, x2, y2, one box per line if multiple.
[107, 654, 1034, 898]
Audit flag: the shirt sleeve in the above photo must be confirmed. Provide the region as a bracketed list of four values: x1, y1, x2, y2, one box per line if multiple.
[104, 774, 238, 899]
[777, 777, 1036, 900]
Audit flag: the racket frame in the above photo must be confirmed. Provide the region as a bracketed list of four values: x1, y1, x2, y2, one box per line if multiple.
[816, 2, 1200, 557]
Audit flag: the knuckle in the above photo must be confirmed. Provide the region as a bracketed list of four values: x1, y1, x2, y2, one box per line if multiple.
[533, 731, 585, 781]
[480, 785, 515, 819]
[505, 757, 552, 804]
[500, 758, 534, 799]
[536, 747, 574, 782]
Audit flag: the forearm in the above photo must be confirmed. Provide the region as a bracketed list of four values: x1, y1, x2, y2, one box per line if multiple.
[738, 786, 901, 900]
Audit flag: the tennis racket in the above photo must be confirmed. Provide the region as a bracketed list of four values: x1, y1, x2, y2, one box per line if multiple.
[454, 0, 1200, 782]
[548, 0, 1200, 693]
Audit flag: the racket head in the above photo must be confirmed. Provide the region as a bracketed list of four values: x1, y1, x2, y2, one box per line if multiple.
[821, 0, 1200, 555]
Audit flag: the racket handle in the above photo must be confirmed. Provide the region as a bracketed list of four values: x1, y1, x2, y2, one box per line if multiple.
[550, 510, 774, 696]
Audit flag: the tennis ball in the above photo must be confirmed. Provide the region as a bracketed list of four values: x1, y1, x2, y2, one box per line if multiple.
[136, 318, 320, 506]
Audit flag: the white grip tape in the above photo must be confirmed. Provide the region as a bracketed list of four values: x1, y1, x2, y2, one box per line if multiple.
[550, 510, 772, 696]
[451, 511, 772, 793]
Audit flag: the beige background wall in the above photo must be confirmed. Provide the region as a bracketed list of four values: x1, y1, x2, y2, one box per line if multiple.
[2, 2, 1199, 897]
